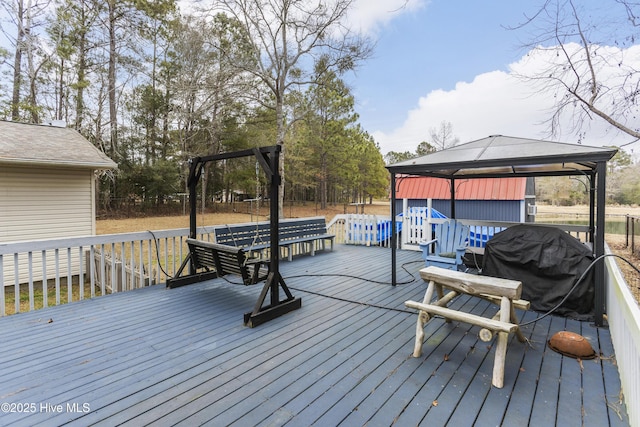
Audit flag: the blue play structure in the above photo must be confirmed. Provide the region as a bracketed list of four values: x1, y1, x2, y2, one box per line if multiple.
[468, 225, 503, 248]
[403, 206, 448, 222]
[404, 207, 498, 248]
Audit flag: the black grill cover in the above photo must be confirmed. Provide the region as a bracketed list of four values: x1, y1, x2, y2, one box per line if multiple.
[482, 225, 594, 321]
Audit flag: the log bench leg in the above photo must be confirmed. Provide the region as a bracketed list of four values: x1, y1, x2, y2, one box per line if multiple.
[479, 310, 502, 342]
[435, 284, 452, 323]
[511, 304, 527, 343]
[492, 296, 511, 388]
[413, 280, 436, 357]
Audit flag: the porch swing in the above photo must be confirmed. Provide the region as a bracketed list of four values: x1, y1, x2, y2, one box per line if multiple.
[166, 145, 302, 327]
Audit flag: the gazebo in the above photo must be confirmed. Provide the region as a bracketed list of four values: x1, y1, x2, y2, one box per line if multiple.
[386, 135, 617, 327]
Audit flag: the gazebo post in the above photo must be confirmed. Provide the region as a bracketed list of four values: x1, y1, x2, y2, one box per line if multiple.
[595, 161, 607, 327]
[391, 173, 397, 286]
[450, 178, 456, 218]
[589, 171, 596, 244]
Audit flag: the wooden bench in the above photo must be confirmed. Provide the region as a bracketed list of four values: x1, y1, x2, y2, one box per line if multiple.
[277, 217, 335, 261]
[405, 266, 530, 388]
[214, 222, 272, 251]
[186, 238, 269, 286]
[214, 217, 335, 261]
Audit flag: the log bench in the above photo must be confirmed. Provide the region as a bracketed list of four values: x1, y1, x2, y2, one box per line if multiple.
[405, 266, 530, 388]
[214, 216, 335, 261]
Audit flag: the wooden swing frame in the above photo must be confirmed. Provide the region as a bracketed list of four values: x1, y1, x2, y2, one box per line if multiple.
[166, 145, 301, 327]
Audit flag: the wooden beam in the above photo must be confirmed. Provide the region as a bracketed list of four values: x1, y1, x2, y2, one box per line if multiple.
[419, 266, 522, 299]
[404, 300, 518, 334]
[492, 296, 511, 388]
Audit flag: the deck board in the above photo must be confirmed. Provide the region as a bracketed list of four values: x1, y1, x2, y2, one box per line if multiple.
[0, 245, 629, 426]
[528, 315, 562, 426]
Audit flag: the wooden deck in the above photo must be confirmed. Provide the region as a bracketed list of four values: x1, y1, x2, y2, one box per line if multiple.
[0, 245, 629, 426]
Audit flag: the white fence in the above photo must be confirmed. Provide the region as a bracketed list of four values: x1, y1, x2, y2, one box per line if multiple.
[605, 248, 640, 427]
[327, 214, 399, 247]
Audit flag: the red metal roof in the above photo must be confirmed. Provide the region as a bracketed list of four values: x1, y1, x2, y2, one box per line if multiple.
[396, 177, 526, 200]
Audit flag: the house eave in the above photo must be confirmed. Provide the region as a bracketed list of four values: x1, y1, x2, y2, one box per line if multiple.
[0, 157, 117, 170]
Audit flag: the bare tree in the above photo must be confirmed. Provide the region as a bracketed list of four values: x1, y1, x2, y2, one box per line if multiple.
[215, 0, 372, 216]
[1, 0, 51, 122]
[169, 13, 252, 212]
[53, 0, 103, 130]
[428, 120, 459, 151]
[514, 0, 640, 142]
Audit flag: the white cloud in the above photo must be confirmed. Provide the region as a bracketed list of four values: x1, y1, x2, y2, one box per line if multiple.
[373, 44, 640, 155]
[372, 70, 553, 154]
[348, 0, 427, 34]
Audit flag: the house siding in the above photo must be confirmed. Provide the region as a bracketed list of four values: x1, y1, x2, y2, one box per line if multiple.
[1, 165, 94, 284]
[396, 199, 525, 222]
[1, 165, 94, 241]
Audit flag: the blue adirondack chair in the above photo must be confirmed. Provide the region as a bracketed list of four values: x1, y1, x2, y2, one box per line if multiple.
[419, 219, 470, 271]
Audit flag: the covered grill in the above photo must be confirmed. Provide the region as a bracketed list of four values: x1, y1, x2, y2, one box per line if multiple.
[482, 225, 595, 321]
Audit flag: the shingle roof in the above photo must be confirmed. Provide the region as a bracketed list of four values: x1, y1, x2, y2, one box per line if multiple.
[396, 176, 526, 200]
[0, 120, 116, 169]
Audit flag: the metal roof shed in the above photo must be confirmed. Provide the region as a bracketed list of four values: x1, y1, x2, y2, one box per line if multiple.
[386, 135, 617, 326]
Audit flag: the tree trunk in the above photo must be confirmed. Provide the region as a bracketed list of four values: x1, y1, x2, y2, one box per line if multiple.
[276, 97, 286, 218]
[320, 152, 328, 210]
[28, 71, 39, 123]
[75, 12, 87, 130]
[11, 0, 25, 121]
[57, 56, 65, 120]
[107, 0, 118, 157]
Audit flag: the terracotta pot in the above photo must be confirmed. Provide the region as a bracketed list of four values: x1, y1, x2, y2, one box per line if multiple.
[548, 330, 596, 359]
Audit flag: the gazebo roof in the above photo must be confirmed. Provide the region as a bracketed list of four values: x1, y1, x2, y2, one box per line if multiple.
[386, 135, 617, 178]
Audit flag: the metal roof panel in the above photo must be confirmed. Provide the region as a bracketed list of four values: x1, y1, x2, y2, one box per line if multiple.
[396, 176, 527, 200]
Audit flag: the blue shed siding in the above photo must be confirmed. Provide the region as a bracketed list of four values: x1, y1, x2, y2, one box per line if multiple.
[397, 199, 524, 222]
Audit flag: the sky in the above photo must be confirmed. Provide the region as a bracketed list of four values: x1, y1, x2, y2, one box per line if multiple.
[3, 0, 638, 158]
[340, 0, 640, 156]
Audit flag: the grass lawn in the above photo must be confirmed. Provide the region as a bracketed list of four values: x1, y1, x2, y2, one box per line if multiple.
[4, 282, 108, 315]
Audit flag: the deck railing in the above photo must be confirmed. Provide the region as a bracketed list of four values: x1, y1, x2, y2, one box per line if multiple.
[605, 247, 640, 427]
[0, 214, 596, 317]
[0, 226, 218, 316]
[626, 215, 640, 256]
[2, 216, 373, 315]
